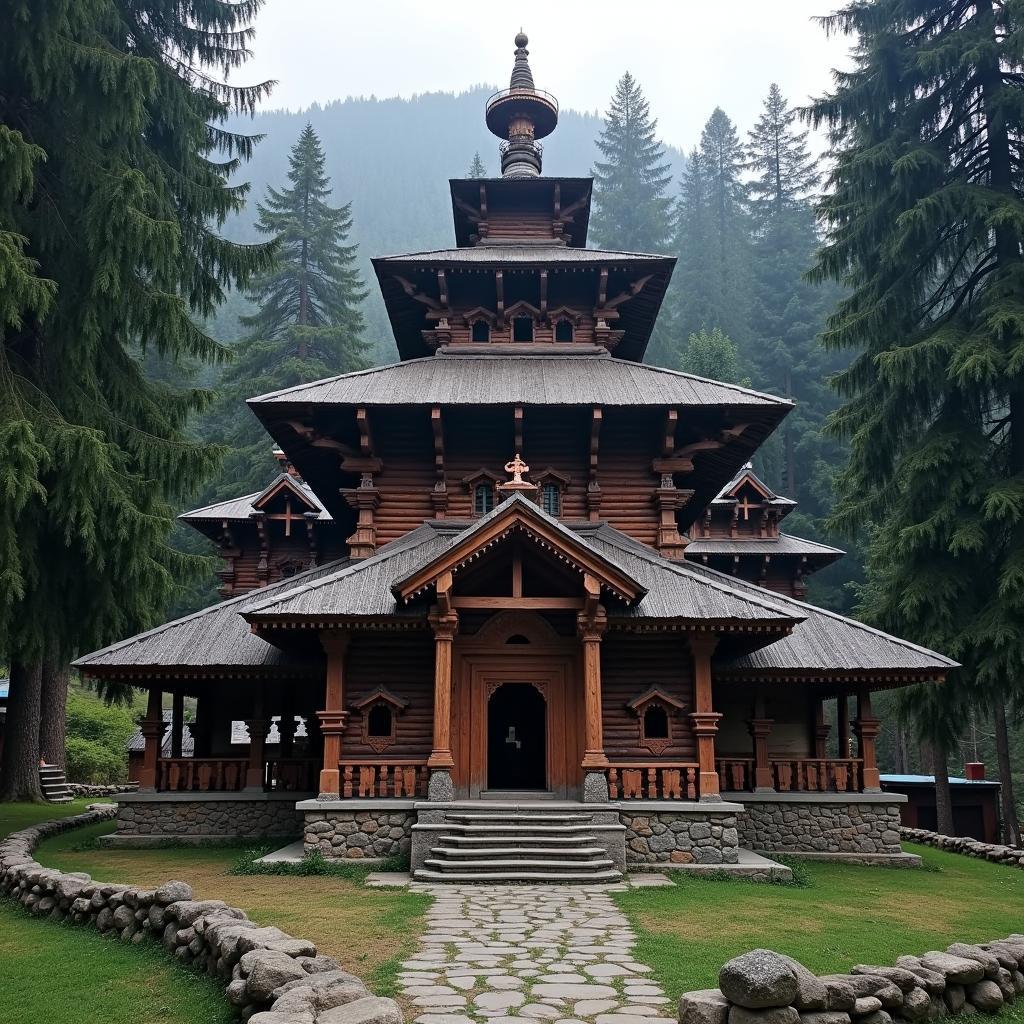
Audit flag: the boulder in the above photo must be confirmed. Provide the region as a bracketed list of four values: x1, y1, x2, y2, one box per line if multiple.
[944, 984, 966, 1013]
[892, 960, 945, 995]
[965, 979, 1004, 1013]
[271, 981, 367, 1015]
[680, 989, 731, 1024]
[236, 926, 294, 955]
[822, 979, 856, 1012]
[947, 944, 1001, 978]
[919, 953, 985, 985]
[720, 950, 800, 1009]
[167, 899, 230, 926]
[850, 967, 920, 993]
[851, 997, 881, 1015]
[243, 950, 309, 1002]
[798, 1014, 851, 1024]
[298, 954, 342, 974]
[247, 1014, 314, 1024]
[729, 1007, 800, 1024]
[900, 987, 930, 1020]
[155, 880, 193, 904]
[820, 977, 901, 1010]
[226, 979, 249, 1006]
[265, 938, 317, 959]
[780, 957, 828, 1011]
[317, 996, 403, 1024]
[112, 905, 135, 930]
[856, 1014, 892, 1024]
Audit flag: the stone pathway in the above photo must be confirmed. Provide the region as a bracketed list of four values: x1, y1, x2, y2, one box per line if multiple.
[399, 883, 675, 1024]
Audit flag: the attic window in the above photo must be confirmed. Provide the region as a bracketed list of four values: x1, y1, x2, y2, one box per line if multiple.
[541, 482, 561, 517]
[513, 316, 534, 342]
[643, 705, 669, 740]
[554, 318, 573, 342]
[474, 483, 495, 515]
[472, 320, 490, 343]
[367, 704, 393, 738]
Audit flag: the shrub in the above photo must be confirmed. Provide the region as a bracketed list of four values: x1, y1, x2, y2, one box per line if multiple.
[64, 689, 136, 784]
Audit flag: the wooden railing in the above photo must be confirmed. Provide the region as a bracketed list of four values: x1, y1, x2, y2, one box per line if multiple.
[716, 757, 865, 793]
[157, 758, 249, 793]
[340, 759, 429, 799]
[606, 762, 700, 800]
[265, 758, 318, 793]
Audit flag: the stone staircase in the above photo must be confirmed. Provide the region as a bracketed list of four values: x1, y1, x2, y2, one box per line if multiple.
[39, 763, 73, 803]
[412, 804, 625, 883]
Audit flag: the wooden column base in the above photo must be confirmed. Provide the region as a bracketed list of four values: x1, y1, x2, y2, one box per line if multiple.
[691, 710, 723, 799]
[427, 749, 455, 770]
[316, 709, 348, 798]
[318, 768, 340, 798]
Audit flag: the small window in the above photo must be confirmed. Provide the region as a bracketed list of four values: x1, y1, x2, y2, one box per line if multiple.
[513, 316, 534, 342]
[471, 320, 490, 342]
[474, 483, 494, 515]
[506, 634, 531, 645]
[554, 318, 573, 342]
[644, 705, 669, 739]
[541, 482, 561, 517]
[367, 704, 393, 738]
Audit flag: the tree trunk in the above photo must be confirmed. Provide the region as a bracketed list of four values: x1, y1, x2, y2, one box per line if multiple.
[38, 659, 69, 770]
[894, 725, 910, 774]
[0, 661, 45, 802]
[929, 738, 955, 836]
[993, 701, 1021, 846]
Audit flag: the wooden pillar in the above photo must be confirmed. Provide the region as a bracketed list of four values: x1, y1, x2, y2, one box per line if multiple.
[837, 694, 851, 758]
[749, 694, 774, 791]
[854, 687, 881, 791]
[139, 685, 162, 792]
[427, 608, 458, 771]
[578, 608, 609, 770]
[316, 632, 350, 798]
[688, 634, 722, 800]
[245, 684, 267, 791]
[812, 697, 831, 758]
[170, 691, 184, 760]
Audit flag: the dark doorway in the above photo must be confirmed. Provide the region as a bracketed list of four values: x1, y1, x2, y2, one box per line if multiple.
[487, 683, 546, 790]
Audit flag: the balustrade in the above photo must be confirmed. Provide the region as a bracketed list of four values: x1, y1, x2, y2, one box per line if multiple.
[605, 762, 699, 800]
[339, 759, 429, 798]
[157, 757, 249, 793]
[715, 757, 864, 793]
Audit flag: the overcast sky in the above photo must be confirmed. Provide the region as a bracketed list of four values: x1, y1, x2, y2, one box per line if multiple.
[241, 1, 854, 151]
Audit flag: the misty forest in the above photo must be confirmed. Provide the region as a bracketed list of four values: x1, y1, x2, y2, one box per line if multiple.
[2, 0, 1024, 847]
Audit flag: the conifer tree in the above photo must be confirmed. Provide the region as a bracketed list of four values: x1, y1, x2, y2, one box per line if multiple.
[467, 152, 488, 178]
[677, 326, 750, 386]
[0, 0, 274, 799]
[809, 0, 1024, 841]
[591, 72, 672, 252]
[205, 124, 369, 496]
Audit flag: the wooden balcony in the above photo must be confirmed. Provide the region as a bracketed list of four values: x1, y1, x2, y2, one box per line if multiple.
[716, 757, 866, 794]
[605, 762, 700, 800]
[340, 759, 429, 799]
[155, 757, 318, 794]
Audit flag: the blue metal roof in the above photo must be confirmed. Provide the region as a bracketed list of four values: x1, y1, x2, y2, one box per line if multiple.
[0, 678, 8, 700]
[881, 773, 999, 787]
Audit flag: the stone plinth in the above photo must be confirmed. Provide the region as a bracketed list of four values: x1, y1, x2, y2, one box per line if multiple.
[298, 799, 417, 861]
[617, 800, 743, 867]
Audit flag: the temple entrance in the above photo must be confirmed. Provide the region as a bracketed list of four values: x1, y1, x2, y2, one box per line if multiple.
[487, 683, 546, 790]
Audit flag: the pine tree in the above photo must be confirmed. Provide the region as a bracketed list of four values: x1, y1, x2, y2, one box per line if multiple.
[205, 124, 369, 497]
[808, 0, 1024, 834]
[591, 72, 672, 252]
[677, 326, 750, 386]
[467, 152, 488, 178]
[0, 0, 274, 799]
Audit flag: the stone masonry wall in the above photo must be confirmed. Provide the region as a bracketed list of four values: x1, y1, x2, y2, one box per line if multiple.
[117, 798, 303, 838]
[620, 809, 739, 866]
[738, 800, 903, 854]
[0, 806, 403, 1024]
[901, 826, 1024, 867]
[303, 809, 415, 861]
[680, 939, 1024, 1024]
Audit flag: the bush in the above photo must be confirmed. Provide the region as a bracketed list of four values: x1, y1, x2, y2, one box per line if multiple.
[64, 689, 136, 784]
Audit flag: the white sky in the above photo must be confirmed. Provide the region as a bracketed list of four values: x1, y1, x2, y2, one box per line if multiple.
[241, 0, 854, 150]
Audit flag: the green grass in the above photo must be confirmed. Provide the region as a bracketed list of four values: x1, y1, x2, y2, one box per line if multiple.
[0, 797, 97, 834]
[615, 844, 1024, 1002]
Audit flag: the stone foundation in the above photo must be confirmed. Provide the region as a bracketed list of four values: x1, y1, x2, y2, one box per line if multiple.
[299, 800, 416, 861]
[114, 794, 303, 840]
[618, 802, 741, 866]
[736, 794, 905, 854]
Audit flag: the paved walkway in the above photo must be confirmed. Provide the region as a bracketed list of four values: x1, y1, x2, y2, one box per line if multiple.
[399, 883, 674, 1024]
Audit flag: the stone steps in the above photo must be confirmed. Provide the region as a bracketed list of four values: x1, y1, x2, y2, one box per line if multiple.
[38, 764, 73, 804]
[413, 802, 625, 884]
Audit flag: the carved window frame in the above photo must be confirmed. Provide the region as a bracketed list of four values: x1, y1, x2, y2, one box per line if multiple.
[627, 687, 687, 756]
[352, 687, 409, 754]
[534, 467, 571, 519]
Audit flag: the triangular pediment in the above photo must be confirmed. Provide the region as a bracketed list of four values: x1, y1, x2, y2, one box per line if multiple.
[392, 493, 645, 605]
[719, 464, 775, 502]
[251, 474, 321, 516]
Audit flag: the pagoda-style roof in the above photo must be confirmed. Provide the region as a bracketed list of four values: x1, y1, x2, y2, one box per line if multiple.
[686, 534, 845, 559]
[372, 247, 675, 362]
[449, 177, 593, 248]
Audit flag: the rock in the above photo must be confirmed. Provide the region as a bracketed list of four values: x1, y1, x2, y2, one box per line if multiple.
[965, 980, 1004, 1013]
[944, 985, 965, 1013]
[226, 979, 249, 1006]
[167, 899, 230, 926]
[96, 907, 114, 931]
[248, 1014, 314, 1024]
[947, 944, 1000, 978]
[855, 1014, 891, 1024]
[852, 998, 881, 1015]
[317, 996, 403, 1024]
[1012, 970, 1024, 995]
[900, 988, 929, 1021]
[298, 954, 341, 974]
[680, 989, 730, 1024]
[919, 953, 985, 985]
[155, 880, 193, 904]
[720, 951, 799, 1009]
[892, 960, 945, 996]
[822, 980, 856, 1012]
[850, 967, 920, 993]
[265, 938, 317, 959]
[780, 957, 828, 1011]
[236, 926, 294, 955]
[272, 981, 368, 1015]
[112, 904, 135, 930]
[729, 1007, 800, 1024]
[819, 977, 900, 1010]
[798, 1014, 851, 1024]
[243, 950, 309, 1001]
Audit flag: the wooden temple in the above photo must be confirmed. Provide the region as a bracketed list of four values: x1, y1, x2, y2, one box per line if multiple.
[76, 34, 955, 880]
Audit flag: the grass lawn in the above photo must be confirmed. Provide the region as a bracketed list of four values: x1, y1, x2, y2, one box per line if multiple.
[616, 846, 1024, 1002]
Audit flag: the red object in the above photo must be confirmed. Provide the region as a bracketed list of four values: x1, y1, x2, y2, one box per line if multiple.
[965, 761, 986, 781]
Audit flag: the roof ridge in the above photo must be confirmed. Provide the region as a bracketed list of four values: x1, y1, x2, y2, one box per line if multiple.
[777, 532, 846, 553]
[179, 489, 263, 519]
[73, 554, 353, 666]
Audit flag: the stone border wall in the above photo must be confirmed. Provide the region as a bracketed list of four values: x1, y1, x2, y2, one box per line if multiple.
[68, 782, 139, 797]
[620, 807, 739, 867]
[116, 797, 303, 839]
[738, 800, 903, 855]
[304, 808, 416, 861]
[901, 826, 1024, 868]
[0, 806, 403, 1024]
[679, 941, 1024, 1024]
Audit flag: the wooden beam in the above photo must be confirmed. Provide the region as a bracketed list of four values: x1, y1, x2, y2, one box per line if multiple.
[604, 274, 653, 309]
[514, 405, 524, 453]
[451, 596, 585, 610]
[495, 270, 504, 322]
[663, 409, 678, 457]
[317, 632, 350, 798]
[539, 270, 548, 318]
[356, 407, 374, 457]
[512, 550, 523, 598]
[394, 274, 440, 309]
[597, 267, 608, 307]
[437, 269, 449, 309]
